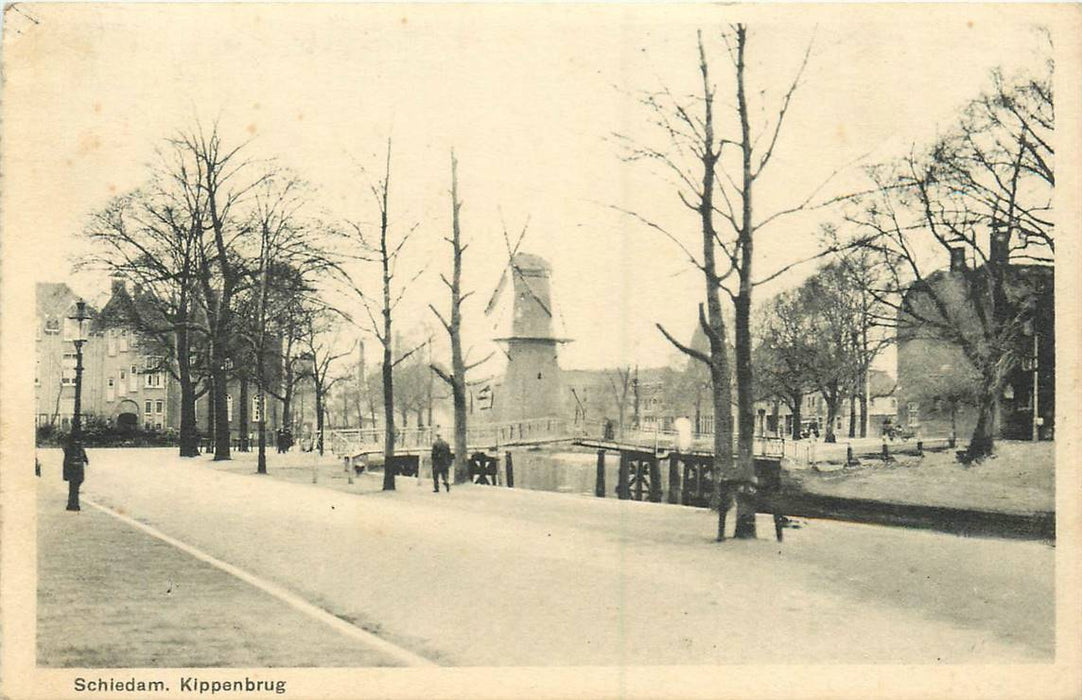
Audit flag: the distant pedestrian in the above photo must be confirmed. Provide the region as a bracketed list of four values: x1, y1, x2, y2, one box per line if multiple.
[62, 437, 89, 511]
[431, 433, 452, 493]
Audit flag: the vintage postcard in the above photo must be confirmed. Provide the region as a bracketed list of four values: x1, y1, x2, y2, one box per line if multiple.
[1, 3, 1080, 699]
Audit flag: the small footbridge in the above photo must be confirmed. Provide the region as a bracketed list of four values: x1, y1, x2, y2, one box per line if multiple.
[326, 417, 786, 461]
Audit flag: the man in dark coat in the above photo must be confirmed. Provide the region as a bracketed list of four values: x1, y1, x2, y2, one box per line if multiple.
[62, 438, 89, 511]
[431, 433, 452, 493]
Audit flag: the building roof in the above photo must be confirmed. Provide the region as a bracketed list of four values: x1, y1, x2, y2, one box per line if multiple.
[868, 368, 896, 398]
[36, 281, 101, 330]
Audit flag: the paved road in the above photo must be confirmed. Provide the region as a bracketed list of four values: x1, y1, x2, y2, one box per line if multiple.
[38, 448, 1054, 665]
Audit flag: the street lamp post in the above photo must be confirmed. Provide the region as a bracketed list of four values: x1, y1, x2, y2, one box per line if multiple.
[64, 299, 91, 511]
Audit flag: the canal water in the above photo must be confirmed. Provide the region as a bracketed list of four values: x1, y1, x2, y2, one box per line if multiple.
[499, 447, 652, 499]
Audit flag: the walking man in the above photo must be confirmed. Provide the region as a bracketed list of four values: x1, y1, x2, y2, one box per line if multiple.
[431, 432, 452, 493]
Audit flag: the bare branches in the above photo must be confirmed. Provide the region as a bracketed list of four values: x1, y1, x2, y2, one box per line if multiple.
[657, 321, 711, 366]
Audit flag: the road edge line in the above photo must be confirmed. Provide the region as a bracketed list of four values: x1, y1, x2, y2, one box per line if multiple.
[82, 497, 438, 668]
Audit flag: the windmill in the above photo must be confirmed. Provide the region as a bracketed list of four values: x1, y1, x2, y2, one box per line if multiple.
[481, 217, 571, 422]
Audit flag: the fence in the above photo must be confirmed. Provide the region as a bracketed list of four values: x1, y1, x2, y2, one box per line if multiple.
[785, 436, 955, 469]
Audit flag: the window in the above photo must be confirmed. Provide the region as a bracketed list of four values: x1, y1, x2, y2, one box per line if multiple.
[61, 352, 77, 385]
[145, 371, 163, 389]
[120, 369, 126, 380]
[906, 402, 920, 427]
[44, 317, 60, 334]
[119, 330, 129, 351]
[155, 400, 164, 414]
[131, 364, 139, 376]
[145, 400, 153, 414]
[106, 377, 115, 402]
[107, 332, 117, 356]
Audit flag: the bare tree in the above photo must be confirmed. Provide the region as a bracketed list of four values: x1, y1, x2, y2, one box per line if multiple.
[753, 289, 814, 441]
[605, 366, 633, 436]
[300, 309, 352, 456]
[618, 26, 850, 539]
[173, 123, 273, 461]
[617, 31, 736, 540]
[845, 61, 1053, 459]
[235, 174, 334, 473]
[429, 152, 491, 483]
[339, 139, 426, 490]
[81, 135, 218, 457]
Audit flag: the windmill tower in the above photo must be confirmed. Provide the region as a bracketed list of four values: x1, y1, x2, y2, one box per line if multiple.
[485, 252, 569, 422]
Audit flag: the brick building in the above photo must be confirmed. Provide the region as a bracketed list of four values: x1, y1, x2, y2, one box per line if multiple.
[895, 250, 1054, 441]
[35, 280, 283, 440]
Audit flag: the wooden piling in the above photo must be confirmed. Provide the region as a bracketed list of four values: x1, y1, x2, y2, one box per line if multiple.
[667, 454, 681, 504]
[595, 450, 606, 498]
[648, 459, 663, 502]
[617, 452, 630, 500]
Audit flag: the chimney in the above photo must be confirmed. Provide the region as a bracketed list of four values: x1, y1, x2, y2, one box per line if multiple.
[949, 246, 966, 272]
[989, 223, 1010, 265]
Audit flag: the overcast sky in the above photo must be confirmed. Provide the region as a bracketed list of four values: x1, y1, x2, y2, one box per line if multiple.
[2, 4, 1056, 373]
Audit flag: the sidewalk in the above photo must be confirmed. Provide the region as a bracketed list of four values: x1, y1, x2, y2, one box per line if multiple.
[36, 483, 404, 667]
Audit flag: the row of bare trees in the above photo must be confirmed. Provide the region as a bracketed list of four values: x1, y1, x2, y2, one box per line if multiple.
[623, 24, 1052, 538]
[754, 253, 891, 443]
[84, 125, 337, 465]
[621, 26, 838, 540]
[85, 126, 496, 492]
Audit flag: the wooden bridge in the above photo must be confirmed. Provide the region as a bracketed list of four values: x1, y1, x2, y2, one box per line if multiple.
[326, 417, 787, 461]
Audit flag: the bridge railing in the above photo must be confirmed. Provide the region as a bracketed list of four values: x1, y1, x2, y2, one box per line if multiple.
[327, 417, 574, 457]
[572, 419, 786, 457]
[327, 418, 787, 458]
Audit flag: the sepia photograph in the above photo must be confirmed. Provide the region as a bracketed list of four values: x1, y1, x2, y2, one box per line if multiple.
[1, 3, 1079, 698]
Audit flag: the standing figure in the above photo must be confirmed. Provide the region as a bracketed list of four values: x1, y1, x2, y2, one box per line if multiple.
[431, 433, 452, 493]
[62, 438, 89, 511]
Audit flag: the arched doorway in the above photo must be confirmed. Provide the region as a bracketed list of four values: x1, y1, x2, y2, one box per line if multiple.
[115, 400, 140, 434]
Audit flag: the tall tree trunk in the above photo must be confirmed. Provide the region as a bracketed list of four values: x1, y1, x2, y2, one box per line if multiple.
[315, 382, 325, 456]
[824, 391, 838, 443]
[968, 390, 996, 459]
[238, 375, 250, 452]
[859, 390, 868, 438]
[179, 378, 198, 457]
[690, 29, 736, 542]
[212, 363, 230, 460]
[282, 377, 293, 437]
[382, 345, 396, 490]
[450, 155, 470, 484]
[733, 25, 757, 539]
[790, 393, 802, 441]
[206, 375, 216, 442]
[256, 356, 267, 474]
[848, 393, 857, 438]
[175, 323, 199, 457]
